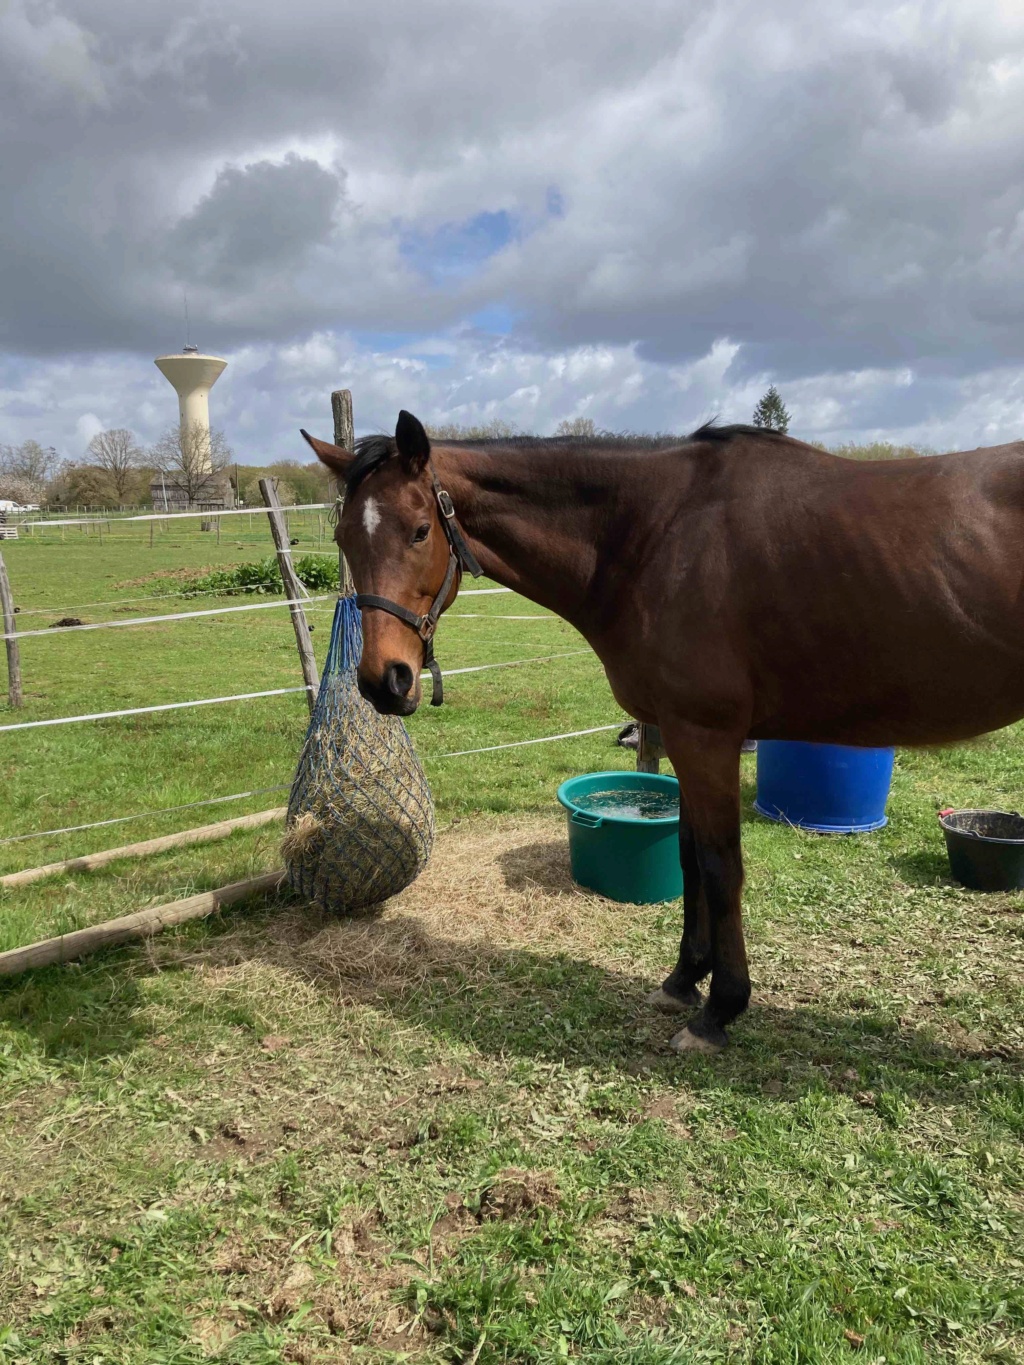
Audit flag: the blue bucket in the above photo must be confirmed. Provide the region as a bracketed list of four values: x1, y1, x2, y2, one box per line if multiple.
[754, 741, 894, 833]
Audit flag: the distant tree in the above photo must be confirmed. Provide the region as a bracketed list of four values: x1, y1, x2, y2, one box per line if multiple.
[0, 473, 42, 506]
[242, 473, 297, 507]
[150, 421, 233, 507]
[54, 463, 122, 509]
[0, 439, 59, 501]
[50, 459, 155, 510]
[425, 418, 522, 440]
[232, 461, 332, 508]
[554, 416, 598, 438]
[87, 428, 145, 502]
[752, 386, 791, 433]
[265, 460, 331, 505]
[302, 459, 336, 501]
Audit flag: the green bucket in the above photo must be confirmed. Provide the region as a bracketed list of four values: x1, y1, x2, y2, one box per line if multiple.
[557, 770, 683, 904]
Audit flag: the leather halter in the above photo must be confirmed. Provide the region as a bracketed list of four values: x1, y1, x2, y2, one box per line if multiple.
[354, 474, 484, 706]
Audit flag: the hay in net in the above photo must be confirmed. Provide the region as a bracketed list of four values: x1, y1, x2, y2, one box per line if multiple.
[285, 594, 435, 913]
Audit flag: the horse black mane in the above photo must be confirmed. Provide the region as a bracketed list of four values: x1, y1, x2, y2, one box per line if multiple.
[691, 420, 787, 442]
[344, 420, 784, 492]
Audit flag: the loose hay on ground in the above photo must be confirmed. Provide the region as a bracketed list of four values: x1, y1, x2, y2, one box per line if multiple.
[179, 810, 1024, 1063]
[295, 814, 638, 999]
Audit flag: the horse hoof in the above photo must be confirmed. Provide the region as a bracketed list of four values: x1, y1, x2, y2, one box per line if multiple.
[670, 1025, 726, 1055]
[647, 986, 700, 1014]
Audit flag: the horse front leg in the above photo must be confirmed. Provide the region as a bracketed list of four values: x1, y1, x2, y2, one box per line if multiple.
[659, 721, 750, 1053]
[647, 810, 710, 1012]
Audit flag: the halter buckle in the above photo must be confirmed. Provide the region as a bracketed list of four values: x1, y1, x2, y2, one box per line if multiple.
[436, 489, 456, 519]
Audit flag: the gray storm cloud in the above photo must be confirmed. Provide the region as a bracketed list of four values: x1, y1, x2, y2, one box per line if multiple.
[1, 0, 1022, 456]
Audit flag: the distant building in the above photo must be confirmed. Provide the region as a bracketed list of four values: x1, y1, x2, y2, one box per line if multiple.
[149, 470, 234, 512]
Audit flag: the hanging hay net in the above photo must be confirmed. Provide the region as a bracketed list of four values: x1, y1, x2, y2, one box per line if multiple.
[284, 594, 435, 913]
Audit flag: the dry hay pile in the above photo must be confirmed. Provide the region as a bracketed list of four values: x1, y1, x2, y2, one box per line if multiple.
[294, 814, 636, 1001]
[284, 596, 435, 914]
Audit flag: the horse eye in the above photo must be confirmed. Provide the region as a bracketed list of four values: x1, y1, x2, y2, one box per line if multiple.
[412, 523, 430, 543]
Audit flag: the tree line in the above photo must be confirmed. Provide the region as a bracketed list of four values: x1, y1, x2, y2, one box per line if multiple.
[1, 391, 932, 510]
[0, 426, 335, 511]
[428, 397, 932, 459]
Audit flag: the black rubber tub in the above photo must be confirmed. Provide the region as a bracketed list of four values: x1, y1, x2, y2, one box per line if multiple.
[938, 808, 1024, 891]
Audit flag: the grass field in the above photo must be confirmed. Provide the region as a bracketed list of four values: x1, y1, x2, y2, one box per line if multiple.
[0, 516, 612, 942]
[1, 518, 1023, 1364]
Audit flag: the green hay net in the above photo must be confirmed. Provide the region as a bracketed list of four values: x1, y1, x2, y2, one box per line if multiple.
[284, 594, 435, 912]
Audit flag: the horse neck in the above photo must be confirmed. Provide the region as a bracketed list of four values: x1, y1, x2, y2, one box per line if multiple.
[431, 443, 634, 630]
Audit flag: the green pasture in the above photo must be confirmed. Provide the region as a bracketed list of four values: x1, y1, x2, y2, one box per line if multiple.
[0, 516, 609, 903]
[0, 519, 1022, 1363]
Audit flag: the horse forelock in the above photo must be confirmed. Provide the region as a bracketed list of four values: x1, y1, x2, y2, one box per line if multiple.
[346, 435, 397, 493]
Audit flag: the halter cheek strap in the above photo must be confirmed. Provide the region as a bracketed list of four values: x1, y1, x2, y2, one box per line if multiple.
[354, 475, 484, 706]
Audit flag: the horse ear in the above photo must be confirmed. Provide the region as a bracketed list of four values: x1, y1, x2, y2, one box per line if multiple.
[301, 429, 353, 479]
[395, 410, 431, 472]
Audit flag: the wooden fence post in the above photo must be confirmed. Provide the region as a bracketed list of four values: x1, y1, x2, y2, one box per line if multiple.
[331, 388, 355, 595]
[636, 724, 664, 774]
[0, 550, 22, 709]
[259, 478, 319, 714]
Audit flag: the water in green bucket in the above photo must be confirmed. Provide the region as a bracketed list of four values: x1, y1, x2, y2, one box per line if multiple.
[573, 786, 679, 820]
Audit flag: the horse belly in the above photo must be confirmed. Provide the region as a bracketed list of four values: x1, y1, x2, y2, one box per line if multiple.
[754, 612, 1024, 747]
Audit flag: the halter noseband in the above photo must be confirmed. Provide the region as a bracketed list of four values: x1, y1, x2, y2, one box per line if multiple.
[354, 474, 484, 706]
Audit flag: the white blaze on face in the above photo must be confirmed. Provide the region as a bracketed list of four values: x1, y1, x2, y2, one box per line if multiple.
[362, 496, 381, 539]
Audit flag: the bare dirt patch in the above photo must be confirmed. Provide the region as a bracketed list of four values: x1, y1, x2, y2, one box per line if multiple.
[113, 566, 220, 590]
[644, 1094, 694, 1139]
[479, 1167, 560, 1221]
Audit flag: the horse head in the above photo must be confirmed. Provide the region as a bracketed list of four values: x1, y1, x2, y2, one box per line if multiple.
[302, 410, 471, 716]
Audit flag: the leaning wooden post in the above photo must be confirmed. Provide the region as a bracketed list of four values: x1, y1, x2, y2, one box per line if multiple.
[331, 388, 355, 595]
[636, 724, 664, 775]
[259, 478, 319, 714]
[0, 550, 22, 709]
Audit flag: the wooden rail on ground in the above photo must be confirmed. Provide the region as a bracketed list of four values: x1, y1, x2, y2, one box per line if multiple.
[0, 807, 287, 890]
[0, 871, 285, 977]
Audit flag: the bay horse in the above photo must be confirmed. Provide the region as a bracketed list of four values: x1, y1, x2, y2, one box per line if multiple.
[302, 412, 1024, 1054]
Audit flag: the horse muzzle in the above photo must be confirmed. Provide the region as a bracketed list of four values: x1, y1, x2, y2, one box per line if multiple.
[358, 662, 420, 716]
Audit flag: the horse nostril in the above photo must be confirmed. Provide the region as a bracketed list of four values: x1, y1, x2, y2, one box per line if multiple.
[384, 662, 414, 697]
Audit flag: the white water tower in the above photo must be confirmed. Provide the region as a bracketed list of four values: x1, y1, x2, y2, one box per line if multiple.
[152, 344, 231, 510]
[154, 345, 227, 470]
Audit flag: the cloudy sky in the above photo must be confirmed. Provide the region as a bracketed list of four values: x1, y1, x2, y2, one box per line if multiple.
[1, 0, 1023, 464]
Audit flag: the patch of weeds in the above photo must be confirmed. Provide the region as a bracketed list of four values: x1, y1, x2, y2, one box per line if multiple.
[182, 555, 338, 597]
[430, 1109, 494, 1159]
[579, 1120, 684, 1188]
